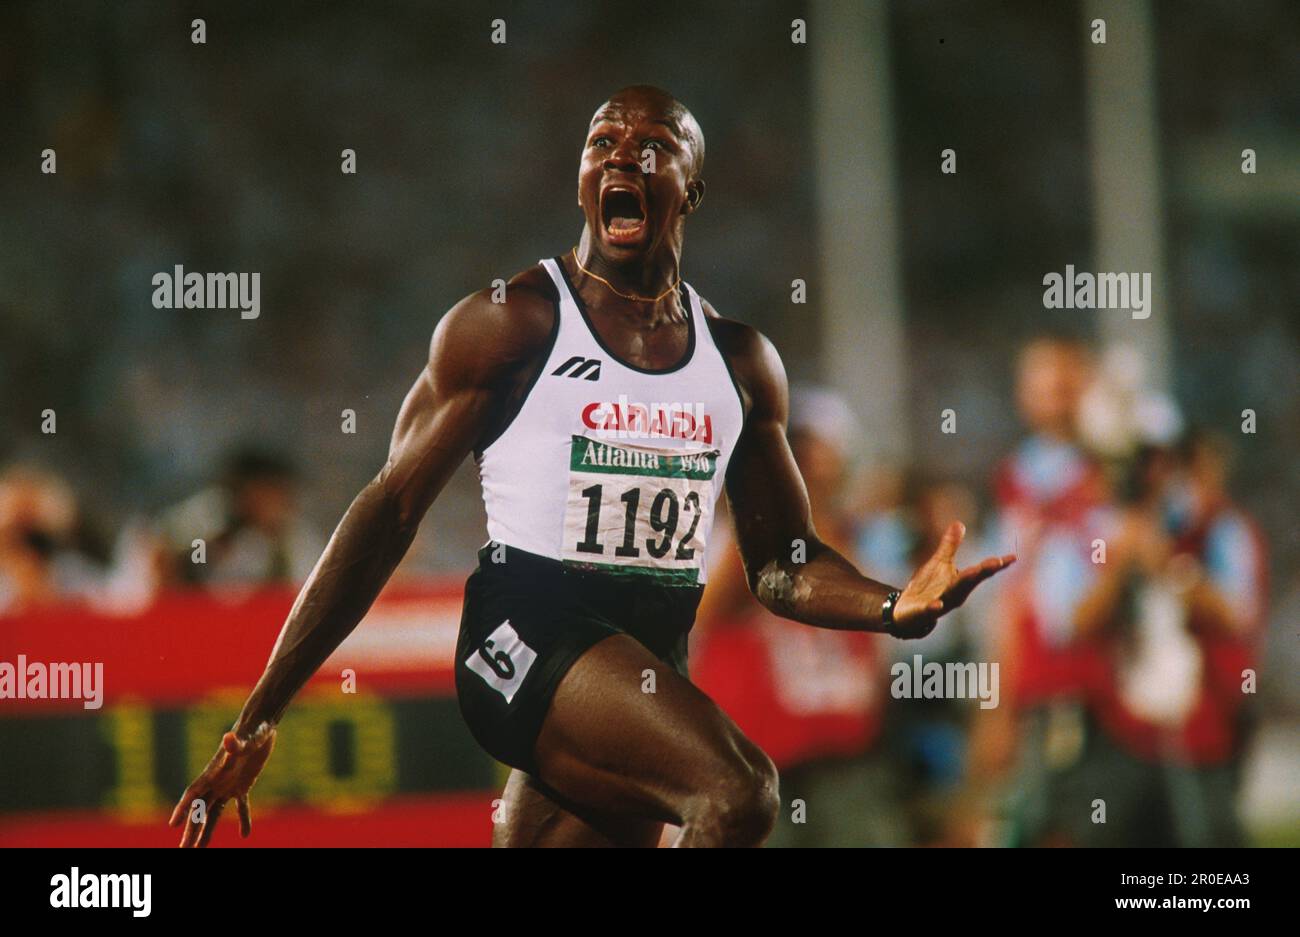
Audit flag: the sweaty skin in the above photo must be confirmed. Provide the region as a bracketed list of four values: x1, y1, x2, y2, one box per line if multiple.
[170, 85, 1013, 848]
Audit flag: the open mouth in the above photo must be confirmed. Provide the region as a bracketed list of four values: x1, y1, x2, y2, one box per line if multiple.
[600, 187, 647, 244]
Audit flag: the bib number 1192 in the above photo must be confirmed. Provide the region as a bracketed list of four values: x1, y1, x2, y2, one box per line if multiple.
[574, 483, 702, 560]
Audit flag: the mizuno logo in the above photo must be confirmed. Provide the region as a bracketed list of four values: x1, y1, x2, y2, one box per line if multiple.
[552, 356, 602, 380]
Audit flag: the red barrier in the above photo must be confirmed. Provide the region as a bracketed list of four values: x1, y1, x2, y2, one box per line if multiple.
[0, 794, 497, 848]
[0, 581, 465, 710]
[1, 581, 880, 847]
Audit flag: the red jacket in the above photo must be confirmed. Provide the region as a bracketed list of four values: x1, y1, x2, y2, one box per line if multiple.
[1094, 505, 1267, 765]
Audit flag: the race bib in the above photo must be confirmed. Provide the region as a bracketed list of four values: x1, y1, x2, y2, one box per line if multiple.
[561, 435, 718, 585]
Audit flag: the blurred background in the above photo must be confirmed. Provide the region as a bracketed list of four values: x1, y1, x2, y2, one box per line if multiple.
[0, 0, 1296, 846]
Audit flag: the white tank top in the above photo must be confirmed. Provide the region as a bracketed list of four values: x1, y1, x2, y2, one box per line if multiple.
[477, 257, 745, 586]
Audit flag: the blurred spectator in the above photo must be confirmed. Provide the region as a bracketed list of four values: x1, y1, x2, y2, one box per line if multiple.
[857, 473, 991, 843]
[1077, 431, 1267, 846]
[93, 518, 177, 615]
[960, 335, 1111, 847]
[156, 447, 324, 588]
[0, 465, 104, 613]
[693, 386, 903, 847]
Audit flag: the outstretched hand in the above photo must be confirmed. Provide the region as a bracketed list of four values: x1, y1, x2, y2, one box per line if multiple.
[890, 522, 1015, 639]
[169, 722, 277, 847]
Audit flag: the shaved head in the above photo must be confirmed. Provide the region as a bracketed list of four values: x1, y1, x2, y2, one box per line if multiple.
[590, 85, 705, 177]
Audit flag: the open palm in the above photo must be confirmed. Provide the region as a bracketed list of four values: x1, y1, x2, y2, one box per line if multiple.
[890, 521, 1015, 639]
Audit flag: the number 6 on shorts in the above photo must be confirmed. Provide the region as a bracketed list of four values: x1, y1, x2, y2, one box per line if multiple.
[466, 620, 538, 703]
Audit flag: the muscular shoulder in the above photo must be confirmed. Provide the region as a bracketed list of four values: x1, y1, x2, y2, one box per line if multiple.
[700, 297, 787, 424]
[430, 264, 558, 385]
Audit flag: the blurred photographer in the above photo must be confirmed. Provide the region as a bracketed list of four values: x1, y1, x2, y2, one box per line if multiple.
[156, 447, 324, 588]
[1076, 428, 1266, 846]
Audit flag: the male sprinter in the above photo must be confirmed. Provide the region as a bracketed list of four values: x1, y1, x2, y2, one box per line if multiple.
[170, 86, 1014, 847]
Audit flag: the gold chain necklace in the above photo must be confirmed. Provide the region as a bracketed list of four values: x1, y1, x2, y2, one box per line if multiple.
[571, 248, 681, 303]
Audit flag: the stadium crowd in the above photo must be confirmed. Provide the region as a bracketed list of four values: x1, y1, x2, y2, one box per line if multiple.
[0, 333, 1275, 847]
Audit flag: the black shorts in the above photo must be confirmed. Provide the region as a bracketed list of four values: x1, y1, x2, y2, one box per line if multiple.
[454, 543, 703, 773]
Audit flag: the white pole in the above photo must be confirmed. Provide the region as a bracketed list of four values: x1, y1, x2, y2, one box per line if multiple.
[1084, 0, 1173, 390]
[811, 0, 908, 462]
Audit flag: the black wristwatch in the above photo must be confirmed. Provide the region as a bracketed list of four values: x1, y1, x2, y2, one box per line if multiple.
[880, 590, 902, 632]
